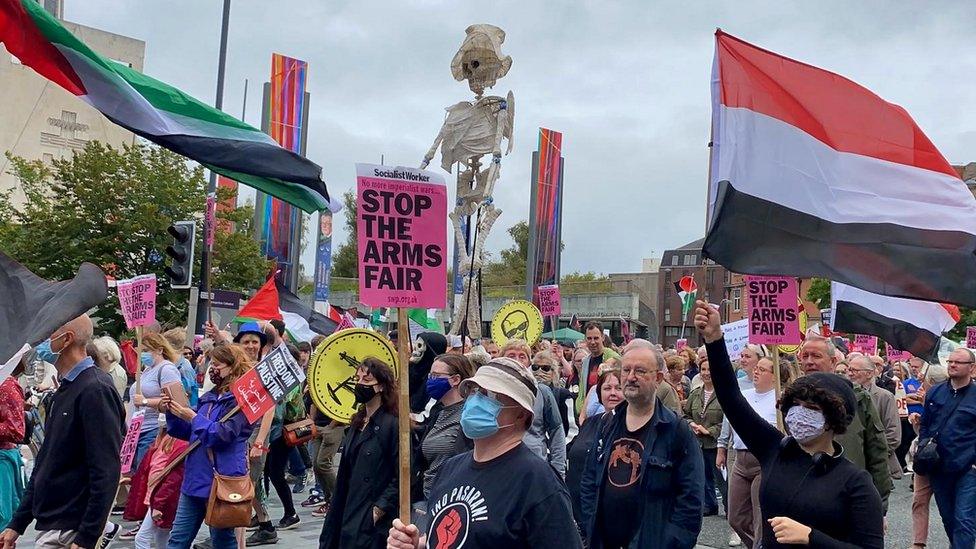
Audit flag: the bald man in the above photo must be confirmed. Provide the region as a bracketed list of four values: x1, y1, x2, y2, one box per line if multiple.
[2, 315, 125, 549]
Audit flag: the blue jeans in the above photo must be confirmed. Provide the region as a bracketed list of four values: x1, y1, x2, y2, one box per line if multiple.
[931, 466, 976, 549]
[131, 430, 157, 474]
[166, 493, 236, 549]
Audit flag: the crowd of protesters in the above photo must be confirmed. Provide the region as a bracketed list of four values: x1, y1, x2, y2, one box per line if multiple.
[1, 308, 975, 549]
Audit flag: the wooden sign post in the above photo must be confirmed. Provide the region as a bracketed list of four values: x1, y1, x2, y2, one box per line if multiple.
[396, 307, 412, 523]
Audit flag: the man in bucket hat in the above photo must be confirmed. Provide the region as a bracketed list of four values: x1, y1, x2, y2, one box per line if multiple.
[387, 358, 582, 548]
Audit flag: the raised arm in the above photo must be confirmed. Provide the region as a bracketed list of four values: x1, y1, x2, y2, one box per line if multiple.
[694, 301, 782, 461]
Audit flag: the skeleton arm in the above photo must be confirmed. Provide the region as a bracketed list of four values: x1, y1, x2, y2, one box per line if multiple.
[420, 124, 446, 169]
[491, 97, 509, 158]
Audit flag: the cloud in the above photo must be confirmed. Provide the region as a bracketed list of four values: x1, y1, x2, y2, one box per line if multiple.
[64, 0, 976, 277]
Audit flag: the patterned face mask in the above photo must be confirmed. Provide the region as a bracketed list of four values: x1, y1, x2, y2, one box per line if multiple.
[785, 405, 826, 444]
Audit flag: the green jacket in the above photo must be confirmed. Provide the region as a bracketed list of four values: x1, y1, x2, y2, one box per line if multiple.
[836, 385, 893, 512]
[575, 348, 621, 413]
[682, 386, 724, 449]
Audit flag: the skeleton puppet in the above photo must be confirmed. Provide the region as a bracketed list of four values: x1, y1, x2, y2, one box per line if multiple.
[421, 24, 514, 338]
[408, 332, 448, 413]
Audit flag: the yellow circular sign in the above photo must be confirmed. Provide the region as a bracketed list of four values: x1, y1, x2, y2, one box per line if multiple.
[307, 329, 398, 423]
[777, 301, 809, 355]
[490, 299, 544, 347]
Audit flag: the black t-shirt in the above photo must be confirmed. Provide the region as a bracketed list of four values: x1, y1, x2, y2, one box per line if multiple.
[598, 416, 653, 548]
[425, 443, 583, 549]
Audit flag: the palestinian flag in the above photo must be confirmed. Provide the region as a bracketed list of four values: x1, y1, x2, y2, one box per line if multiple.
[234, 277, 337, 342]
[0, 0, 329, 212]
[703, 31, 976, 308]
[830, 282, 959, 362]
[674, 275, 697, 317]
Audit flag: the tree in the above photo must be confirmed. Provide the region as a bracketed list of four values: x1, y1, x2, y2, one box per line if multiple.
[0, 142, 269, 336]
[806, 277, 831, 310]
[330, 190, 358, 278]
[561, 271, 609, 283]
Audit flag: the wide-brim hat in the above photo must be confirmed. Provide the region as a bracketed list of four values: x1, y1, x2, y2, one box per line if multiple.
[459, 356, 537, 414]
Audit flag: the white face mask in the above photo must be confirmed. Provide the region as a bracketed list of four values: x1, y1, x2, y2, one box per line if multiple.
[785, 405, 826, 444]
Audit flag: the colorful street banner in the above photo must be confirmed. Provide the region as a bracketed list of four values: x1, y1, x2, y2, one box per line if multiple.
[231, 344, 306, 424]
[526, 128, 565, 303]
[258, 53, 310, 287]
[853, 334, 879, 355]
[119, 410, 145, 474]
[313, 209, 333, 302]
[356, 164, 447, 309]
[746, 275, 800, 345]
[537, 284, 561, 317]
[117, 274, 156, 330]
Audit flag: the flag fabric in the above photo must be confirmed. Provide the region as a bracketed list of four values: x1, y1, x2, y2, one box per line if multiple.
[0, 252, 108, 377]
[570, 313, 581, 331]
[703, 30, 976, 308]
[620, 316, 632, 344]
[675, 276, 698, 317]
[830, 282, 959, 362]
[335, 312, 357, 332]
[234, 277, 337, 342]
[0, 0, 330, 213]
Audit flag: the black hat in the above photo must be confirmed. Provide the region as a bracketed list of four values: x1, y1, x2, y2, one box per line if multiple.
[793, 372, 857, 426]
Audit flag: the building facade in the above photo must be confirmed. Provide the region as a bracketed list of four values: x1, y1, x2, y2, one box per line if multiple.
[0, 4, 145, 206]
[657, 238, 729, 349]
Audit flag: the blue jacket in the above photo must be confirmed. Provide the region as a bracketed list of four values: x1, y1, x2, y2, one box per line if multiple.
[166, 390, 254, 498]
[579, 399, 703, 549]
[919, 380, 976, 475]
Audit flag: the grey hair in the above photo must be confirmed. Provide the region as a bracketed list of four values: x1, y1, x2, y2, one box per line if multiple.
[959, 347, 976, 363]
[802, 335, 836, 356]
[623, 339, 666, 372]
[743, 343, 769, 358]
[925, 363, 949, 384]
[91, 336, 121, 368]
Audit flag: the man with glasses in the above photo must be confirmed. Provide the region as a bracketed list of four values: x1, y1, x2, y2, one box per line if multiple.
[849, 356, 902, 480]
[579, 344, 703, 548]
[920, 348, 976, 548]
[387, 358, 582, 548]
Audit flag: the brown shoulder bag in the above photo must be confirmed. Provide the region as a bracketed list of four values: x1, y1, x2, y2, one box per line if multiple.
[204, 448, 254, 529]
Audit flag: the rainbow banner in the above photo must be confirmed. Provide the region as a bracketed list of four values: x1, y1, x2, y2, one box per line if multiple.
[526, 128, 565, 314]
[257, 53, 309, 287]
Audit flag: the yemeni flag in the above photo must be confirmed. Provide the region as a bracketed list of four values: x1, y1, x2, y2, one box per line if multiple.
[830, 282, 959, 362]
[703, 31, 976, 308]
[234, 277, 337, 342]
[674, 275, 697, 317]
[0, 0, 330, 213]
[0, 252, 108, 377]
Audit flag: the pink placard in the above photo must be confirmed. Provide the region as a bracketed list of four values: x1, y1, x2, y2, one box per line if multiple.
[967, 326, 976, 349]
[120, 411, 145, 475]
[745, 275, 800, 345]
[537, 285, 561, 317]
[885, 344, 910, 363]
[853, 334, 878, 355]
[117, 274, 157, 330]
[676, 338, 688, 351]
[356, 165, 447, 309]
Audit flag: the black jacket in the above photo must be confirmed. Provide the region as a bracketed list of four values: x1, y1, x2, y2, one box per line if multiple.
[319, 407, 399, 549]
[9, 363, 124, 549]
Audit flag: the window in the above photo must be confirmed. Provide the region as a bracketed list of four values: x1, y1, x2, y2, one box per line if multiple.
[670, 255, 678, 266]
[42, 153, 54, 164]
[732, 288, 741, 312]
[683, 254, 696, 266]
[664, 308, 671, 322]
[664, 270, 671, 283]
[665, 327, 682, 337]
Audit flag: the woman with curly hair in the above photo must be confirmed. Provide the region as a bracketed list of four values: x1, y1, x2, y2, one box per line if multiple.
[319, 357, 399, 549]
[695, 301, 883, 548]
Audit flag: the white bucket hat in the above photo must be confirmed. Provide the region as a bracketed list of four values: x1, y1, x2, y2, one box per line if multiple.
[459, 356, 537, 414]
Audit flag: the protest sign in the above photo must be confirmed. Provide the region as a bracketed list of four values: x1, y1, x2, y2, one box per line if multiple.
[491, 300, 544, 346]
[120, 410, 145, 475]
[117, 274, 156, 330]
[853, 334, 878, 355]
[746, 276, 800, 345]
[676, 338, 688, 351]
[967, 326, 976, 349]
[886, 344, 911, 363]
[231, 344, 306, 424]
[895, 383, 908, 418]
[307, 329, 399, 423]
[356, 164, 447, 309]
[537, 285, 561, 317]
[722, 318, 750, 361]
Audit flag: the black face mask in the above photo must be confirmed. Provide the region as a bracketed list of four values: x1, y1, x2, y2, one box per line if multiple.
[354, 383, 377, 404]
[209, 367, 223, 387]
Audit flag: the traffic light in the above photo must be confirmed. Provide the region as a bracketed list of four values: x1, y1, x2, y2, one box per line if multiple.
[164, 220, 196, 289]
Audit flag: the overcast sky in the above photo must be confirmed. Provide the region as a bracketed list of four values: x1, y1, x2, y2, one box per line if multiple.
[64, 1, 976, 277]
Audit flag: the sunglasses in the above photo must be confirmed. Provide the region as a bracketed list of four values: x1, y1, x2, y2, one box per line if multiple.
[531, 364, 552, 372]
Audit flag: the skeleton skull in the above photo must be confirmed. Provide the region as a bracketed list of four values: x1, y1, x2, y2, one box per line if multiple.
[410, 337, 426, 364]
[451, 24, 512, 96]
[501, 310, 530, 341]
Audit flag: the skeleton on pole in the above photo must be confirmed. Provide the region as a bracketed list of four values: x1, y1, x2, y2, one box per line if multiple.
[420, 24, 515, 338]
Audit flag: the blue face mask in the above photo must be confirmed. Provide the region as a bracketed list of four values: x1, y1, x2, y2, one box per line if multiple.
[34, 339, 59, 365]
[140, 352, 154, 368]
[425, 377, 453, 401]
[461, 392, 510, 439]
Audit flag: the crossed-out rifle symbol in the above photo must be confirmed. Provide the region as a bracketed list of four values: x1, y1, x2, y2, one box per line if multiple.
[327, 351, 361, 403]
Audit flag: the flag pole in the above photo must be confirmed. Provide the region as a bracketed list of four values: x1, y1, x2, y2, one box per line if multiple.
[395, 307, 411, 523]
[772, 345, 783, 431]
[134, 326, 144, 395]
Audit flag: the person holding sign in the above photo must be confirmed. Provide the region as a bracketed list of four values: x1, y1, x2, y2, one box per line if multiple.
[319, 358, 400, 549]
[130, 334, 183, 474]
[695, 301, 884, 548]
[387, 358, 582, 549]
[162, 344, 255, 549]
